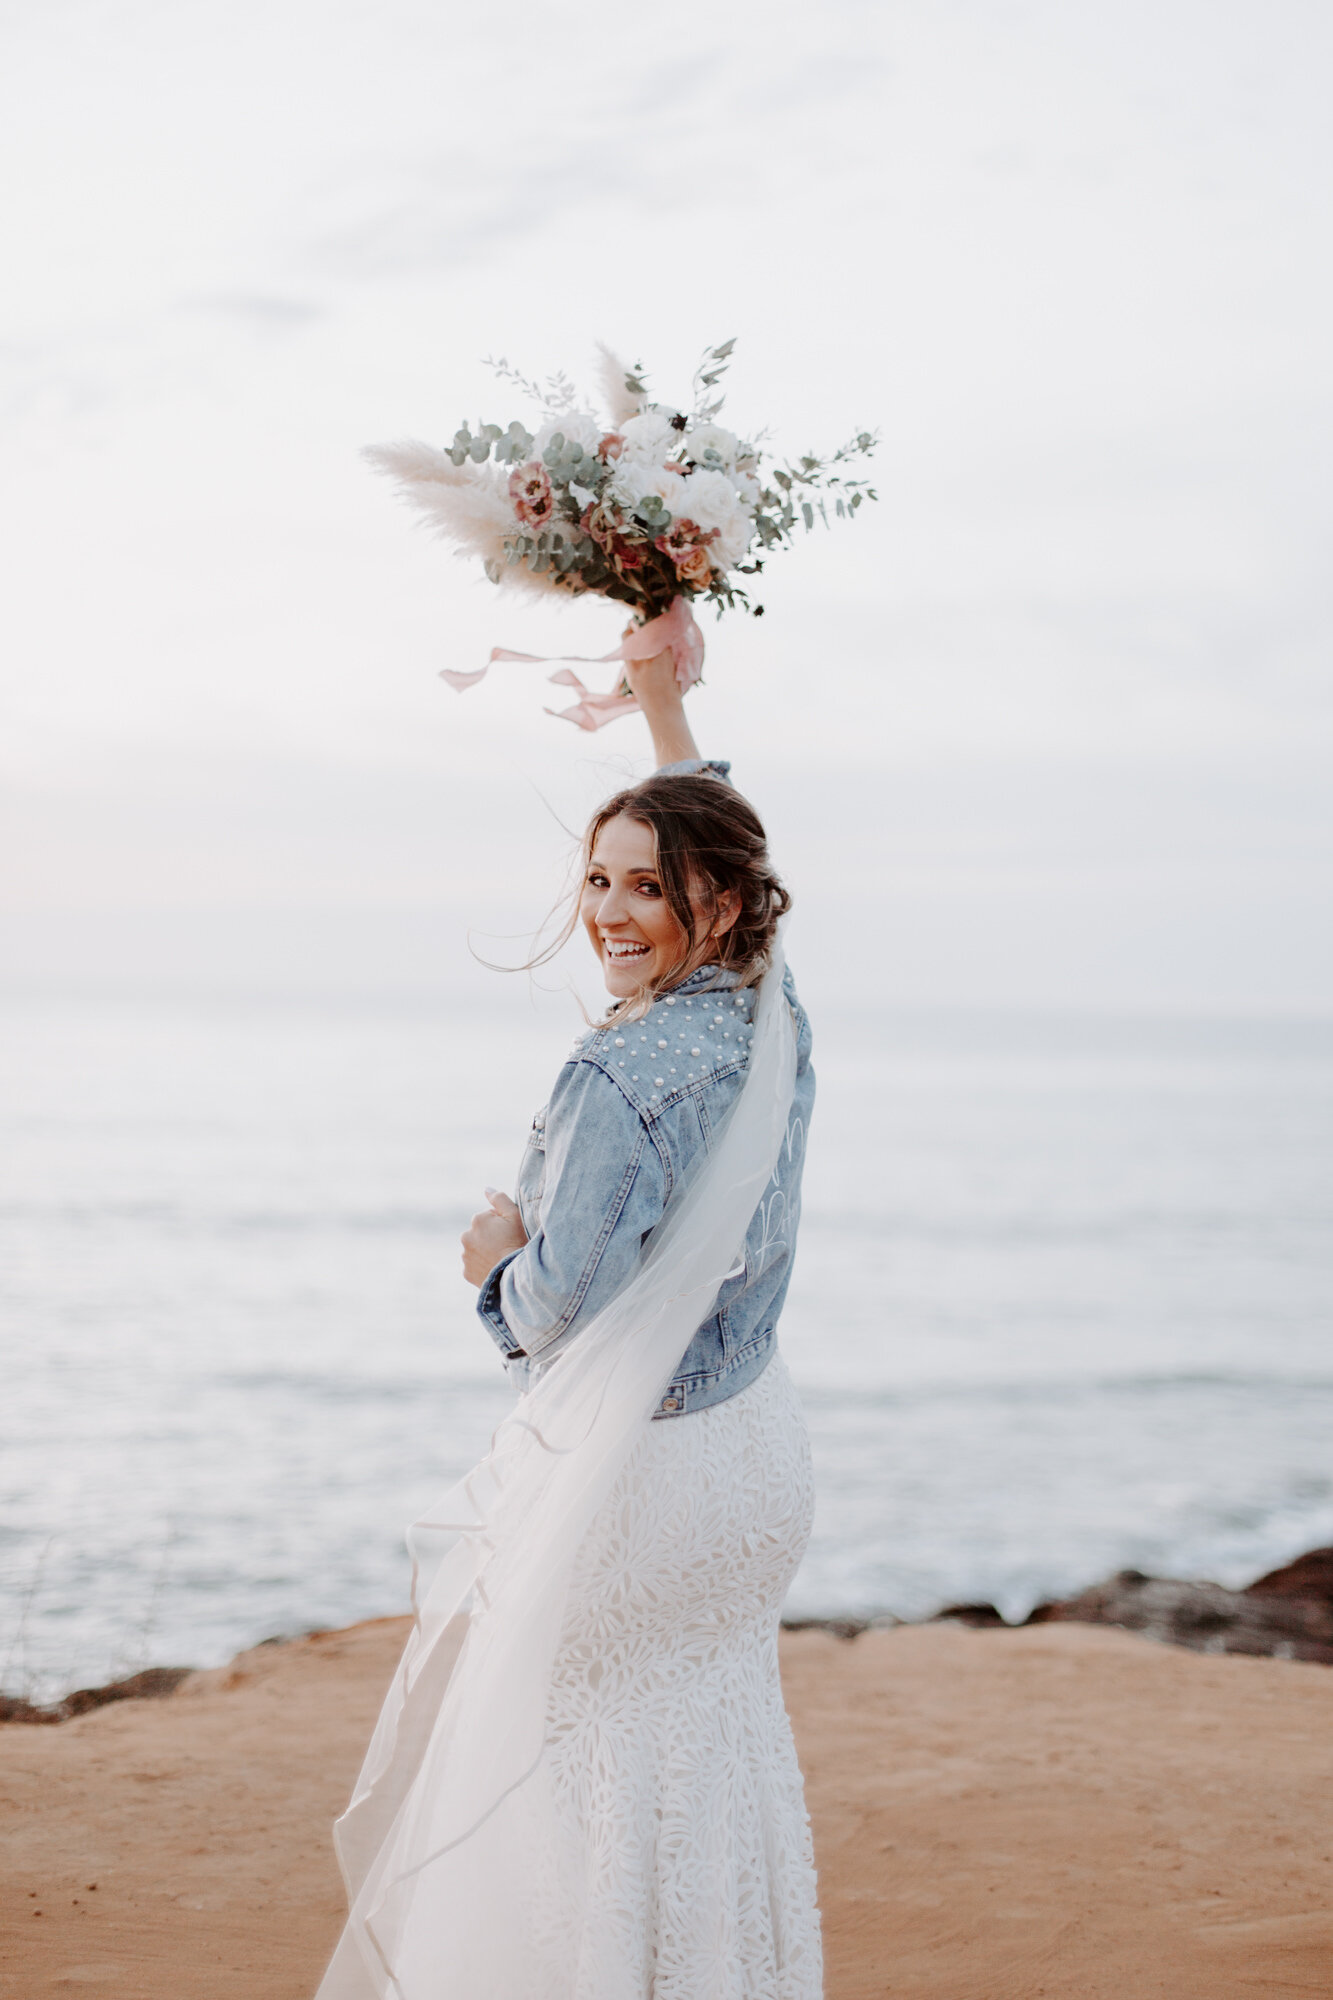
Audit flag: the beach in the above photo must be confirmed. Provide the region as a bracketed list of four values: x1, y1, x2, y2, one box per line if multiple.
[2, 1616, 1331, 1999]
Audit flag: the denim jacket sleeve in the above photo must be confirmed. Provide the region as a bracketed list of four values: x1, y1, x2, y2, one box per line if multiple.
[657, 757, 733, 785]
[477, 756, 734, 1373]
[476, 1054, 668, 1363]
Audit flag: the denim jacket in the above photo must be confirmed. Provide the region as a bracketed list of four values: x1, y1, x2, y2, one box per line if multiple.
[476, 759, 814, 1418]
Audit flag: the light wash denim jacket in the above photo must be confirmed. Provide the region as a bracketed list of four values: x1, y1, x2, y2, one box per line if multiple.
[476, 758, 814, 1419]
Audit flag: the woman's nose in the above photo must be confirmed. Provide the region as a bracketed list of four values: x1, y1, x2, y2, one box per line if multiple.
[596, 885, 629, 927]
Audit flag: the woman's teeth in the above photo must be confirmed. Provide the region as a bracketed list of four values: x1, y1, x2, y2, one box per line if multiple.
[604, 940, 650, 961]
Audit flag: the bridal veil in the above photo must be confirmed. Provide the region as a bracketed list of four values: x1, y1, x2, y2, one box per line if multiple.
[316, 939, 798, 1999]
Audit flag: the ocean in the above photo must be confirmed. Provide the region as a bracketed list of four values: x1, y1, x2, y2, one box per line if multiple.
[3, 984, 1332, 1703]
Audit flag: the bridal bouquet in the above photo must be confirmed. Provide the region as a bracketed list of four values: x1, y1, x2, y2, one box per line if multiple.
[365, 341, 877, 728]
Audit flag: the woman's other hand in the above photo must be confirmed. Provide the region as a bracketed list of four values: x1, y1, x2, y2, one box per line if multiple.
[623, 647, 701, 768]
[462, 1188, 528, 1286]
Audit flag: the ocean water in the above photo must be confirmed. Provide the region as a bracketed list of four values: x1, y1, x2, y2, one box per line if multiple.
[3, 985, 1332, 1703]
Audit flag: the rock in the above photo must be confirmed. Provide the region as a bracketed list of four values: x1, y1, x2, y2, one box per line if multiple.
[782, 1617, 869, 1641]
[1025, 1562, 1333, 1664]
[1245, 1545, 1333, 1606]
[928, 1602, 1008, 1628]
[0, 1665, 192, 1726]
[781, 1614, 903, 1641]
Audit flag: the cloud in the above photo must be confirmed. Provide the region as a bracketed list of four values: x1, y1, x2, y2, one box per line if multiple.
[186, 293, 327, 330]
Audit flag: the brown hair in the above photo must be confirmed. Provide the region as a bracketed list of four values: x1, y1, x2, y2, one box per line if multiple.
[527, 772, 791, 1020]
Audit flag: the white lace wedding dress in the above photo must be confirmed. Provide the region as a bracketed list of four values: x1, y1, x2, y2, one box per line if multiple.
[317, 952, 817, 2000]
[529, 1350, 823, 2000]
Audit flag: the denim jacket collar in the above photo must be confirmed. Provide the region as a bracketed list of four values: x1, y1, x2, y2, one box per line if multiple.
[592, 960, 743, 1032]
[665, 961, 744, 998]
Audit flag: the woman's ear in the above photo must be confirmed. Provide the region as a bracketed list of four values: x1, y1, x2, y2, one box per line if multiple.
[712, 888, 742, 939]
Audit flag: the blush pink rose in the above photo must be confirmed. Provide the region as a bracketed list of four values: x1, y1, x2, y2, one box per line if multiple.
[674, 544, 714, 589]
[654, 519, 715, 588]
[598, 433, 625, 462]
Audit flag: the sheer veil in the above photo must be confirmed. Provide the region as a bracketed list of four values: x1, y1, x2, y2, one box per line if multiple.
[316, 937, 799, 1999]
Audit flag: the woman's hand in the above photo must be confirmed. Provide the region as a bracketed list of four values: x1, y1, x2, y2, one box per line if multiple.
[462, 1188, 528, 1287]
[623, 647, 701, 768]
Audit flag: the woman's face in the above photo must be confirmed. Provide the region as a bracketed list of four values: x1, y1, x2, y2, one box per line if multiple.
[581, 813, 703, 999]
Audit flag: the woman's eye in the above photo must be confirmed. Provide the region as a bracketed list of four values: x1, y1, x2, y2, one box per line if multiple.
[585, 872, 609, 888]
[635, 881, 662, 897]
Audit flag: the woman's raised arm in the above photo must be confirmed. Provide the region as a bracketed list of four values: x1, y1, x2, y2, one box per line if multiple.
[622, 649, 702, 769]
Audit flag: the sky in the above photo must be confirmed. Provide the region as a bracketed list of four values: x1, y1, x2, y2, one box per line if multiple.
[1, 0, 1330, 1014]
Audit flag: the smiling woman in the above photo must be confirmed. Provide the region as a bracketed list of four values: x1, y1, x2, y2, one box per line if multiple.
[460, 648, 804, 1396]
[581, 812, 734, 997]
[503, 648, 795, 1017]
[576, 768, 788, 1015]
[320, 654, 822, 1999]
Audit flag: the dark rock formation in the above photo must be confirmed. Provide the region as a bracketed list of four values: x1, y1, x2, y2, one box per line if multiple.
[0, 1665, 192, 1726]
[1246, 1545, 1333, 1604]
[782, 1614, 901, 1641]
[786, 1546, 1333, 1663]
[928, 1601, 1008, 1628]
[1025, 1549, 1333, 1664]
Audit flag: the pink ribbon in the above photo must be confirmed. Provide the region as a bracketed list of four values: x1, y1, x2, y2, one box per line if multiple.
[440, 595, 705, 732]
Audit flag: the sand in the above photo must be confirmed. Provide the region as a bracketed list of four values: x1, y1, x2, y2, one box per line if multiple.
[2, 1617, 1330, 1999]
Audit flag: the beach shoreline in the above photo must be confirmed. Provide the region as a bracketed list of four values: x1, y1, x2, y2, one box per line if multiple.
[2, 1611, 1332, 1999]
[7, 1543, 1330, 1726]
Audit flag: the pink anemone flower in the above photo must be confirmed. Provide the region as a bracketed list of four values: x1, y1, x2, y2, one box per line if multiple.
[509, 462, 555, 527]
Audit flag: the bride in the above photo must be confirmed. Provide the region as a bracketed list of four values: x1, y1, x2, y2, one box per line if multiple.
[317, 649, 822, 1999]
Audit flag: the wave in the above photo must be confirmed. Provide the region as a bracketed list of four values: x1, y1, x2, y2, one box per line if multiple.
[799, 1371, 1333, 1412]
[0, 1201, 462, 1234]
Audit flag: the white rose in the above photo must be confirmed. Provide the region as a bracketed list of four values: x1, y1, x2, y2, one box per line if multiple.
[609, 462, 689, 517]
[678, 466, 754, 563]
[605, 459, 647, 509]
[533, 410, 604, 461]
[682, 421, 740, 469]
[617, 410, 680, 463]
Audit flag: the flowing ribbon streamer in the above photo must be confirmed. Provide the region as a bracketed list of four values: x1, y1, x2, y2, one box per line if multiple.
[440, 594, 705, 732]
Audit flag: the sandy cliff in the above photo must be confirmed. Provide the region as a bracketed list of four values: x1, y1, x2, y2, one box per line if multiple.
[2, 1618, 1331, 1999]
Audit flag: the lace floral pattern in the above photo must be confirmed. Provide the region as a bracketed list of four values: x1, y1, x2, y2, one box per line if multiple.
[534, 1352, 823, 1999]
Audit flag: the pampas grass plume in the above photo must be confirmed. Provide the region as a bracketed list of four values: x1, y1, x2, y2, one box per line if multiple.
[594, 344, 642, 428]
[363, 439, 517, 572]
[363, 437, 573, 597]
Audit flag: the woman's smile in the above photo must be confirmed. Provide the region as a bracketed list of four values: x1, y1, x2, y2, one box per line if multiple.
[580, 811, 693, 997]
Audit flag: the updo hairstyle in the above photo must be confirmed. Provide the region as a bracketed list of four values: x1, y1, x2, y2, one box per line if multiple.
[580, 772, 790, 1017]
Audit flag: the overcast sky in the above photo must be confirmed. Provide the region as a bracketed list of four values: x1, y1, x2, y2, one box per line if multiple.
[2, 0, 1330, 1013]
